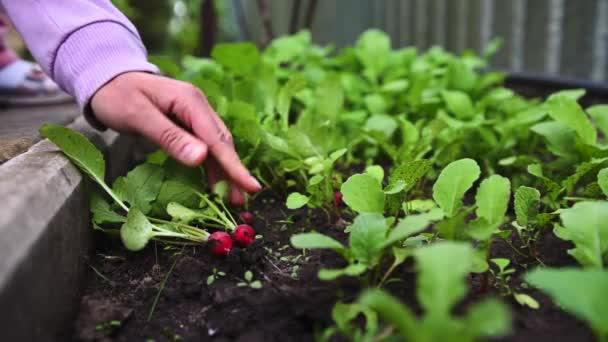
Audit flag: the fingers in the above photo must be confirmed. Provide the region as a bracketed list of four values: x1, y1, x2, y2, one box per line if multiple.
[230, 184, 246, 206]
[140, 78, 261, 193]
[132, 105, 208, 167]
[206, 156, 246, 206]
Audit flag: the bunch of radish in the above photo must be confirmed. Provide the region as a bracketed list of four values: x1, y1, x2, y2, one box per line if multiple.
[208, 211, 256, 257]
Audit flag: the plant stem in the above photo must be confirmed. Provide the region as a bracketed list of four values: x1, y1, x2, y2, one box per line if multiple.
[196, 192, 236, 229]
[148, 217, 210, 239]
[99, 182, 129, 212]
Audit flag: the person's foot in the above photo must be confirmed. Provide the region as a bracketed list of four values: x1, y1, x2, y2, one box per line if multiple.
[0, 59, 72, 106]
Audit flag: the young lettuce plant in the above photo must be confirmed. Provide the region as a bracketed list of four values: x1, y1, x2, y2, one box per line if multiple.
[290, 212, 433, 283]
[355, 242, 512, 342]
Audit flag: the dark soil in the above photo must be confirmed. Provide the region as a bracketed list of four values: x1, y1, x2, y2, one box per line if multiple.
[71, 189, 594, 342]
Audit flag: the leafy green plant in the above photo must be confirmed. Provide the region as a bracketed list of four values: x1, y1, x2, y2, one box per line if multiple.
[206, 268, 226, 285]
[39, 124, 255, 255]
[290, 212, 432, 282]
[285, 148, 347, 212]
[237, 271, 262, 289]
[489, 258, 539, 309]
[526, 268, 608, 341]
[553, 201, 608, 268]
[348, 242, 511, 342]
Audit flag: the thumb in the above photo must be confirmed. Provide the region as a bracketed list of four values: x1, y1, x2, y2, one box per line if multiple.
[134, 106, 208, 166]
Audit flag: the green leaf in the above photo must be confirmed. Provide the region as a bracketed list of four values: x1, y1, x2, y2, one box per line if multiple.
[514, 186, 541, 226]
[386, 160, 433, 214]
[546, 93, 596, 145]
[358, 289, 418, 341]
[146, 150, 169, 165]
[513, 293, 539, 310]
[553, 201, 608, 268]
[331, 302, 378, 335]
[341, 174, 385, 213]
[364, 114, 398, 140]
[467, 218, 502, 241]
[365, 165, 385, 184]
[277, 74, 307, 130]
[318, 264, 367, 281]
[290, 233, 345, 252]
[348, 213, 389, 266]
[525, 268, 608, 339]
[154, 180, 199, 213]
[588, 105, 608, 138]
[364, 94, 388, 114]
[120, 208, 154, 251]
[475, 175, 511, 225]
[441, 90, 475, 119]
[211, 42, 260, 76]
[598, 168, 608, 197]
[90, 193, 126, 224]
[286, 192, 310, 209]
[355, 29, 391, 79]
[381, 79, 409, 93]
[384, 213, 433, 247]
[113, 164, 165, 214]
[561, 158, 608, 194]
[414, 242, 473, 316]
[249, 280, 263, 289]
[390, 160, 432, 191]
[527, 163, 563, 196]
[463, 299, 512, 338]
[447, 60, 477, 92]
[432, 159, 481, 217]
[531, 122, 577, 158]
[166, 202, 210, 224]
[383, 180, 406, 195]
[39, 124, 122, 207]
[315, 74, 343, 121]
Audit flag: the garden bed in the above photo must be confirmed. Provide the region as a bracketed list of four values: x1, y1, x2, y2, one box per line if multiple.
[43, 31, 608, 342]
[74, 191, 593, 342]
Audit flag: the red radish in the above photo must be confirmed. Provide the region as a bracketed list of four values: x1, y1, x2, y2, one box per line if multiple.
[334, 191, 344, 207]
[209, 232, 233, 257]
[233, 224, 255, 248]
[239, 211, 255, 224]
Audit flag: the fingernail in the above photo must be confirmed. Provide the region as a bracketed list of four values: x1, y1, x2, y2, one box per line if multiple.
[183, 144, 204, 163]
[250, 176, 262, 190]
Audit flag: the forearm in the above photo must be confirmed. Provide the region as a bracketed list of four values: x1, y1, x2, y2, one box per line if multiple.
[0, 0, 158, 109]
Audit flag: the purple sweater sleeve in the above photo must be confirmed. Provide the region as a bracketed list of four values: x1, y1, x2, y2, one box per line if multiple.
[0, 0, 159, 111]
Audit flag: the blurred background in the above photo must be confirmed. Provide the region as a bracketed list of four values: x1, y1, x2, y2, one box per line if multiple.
[11, 0, 607, 83]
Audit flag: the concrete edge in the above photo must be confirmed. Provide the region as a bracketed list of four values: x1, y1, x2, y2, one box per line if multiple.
[0, 116, 137, 341]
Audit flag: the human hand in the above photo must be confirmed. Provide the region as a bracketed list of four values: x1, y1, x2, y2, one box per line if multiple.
[90, 72, 261, 205]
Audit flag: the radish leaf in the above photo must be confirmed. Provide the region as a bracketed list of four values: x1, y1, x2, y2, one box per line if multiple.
[433, 159, 480, 217]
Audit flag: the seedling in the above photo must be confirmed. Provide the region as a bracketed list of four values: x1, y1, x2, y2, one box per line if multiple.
[291, 212, 432, 282]
[206, 268, 226, 285]
[489, 258, 539, 309]
[95, 320, 121, 335]
[237, 271, 263, 289]
[327, 243, 511, 342]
